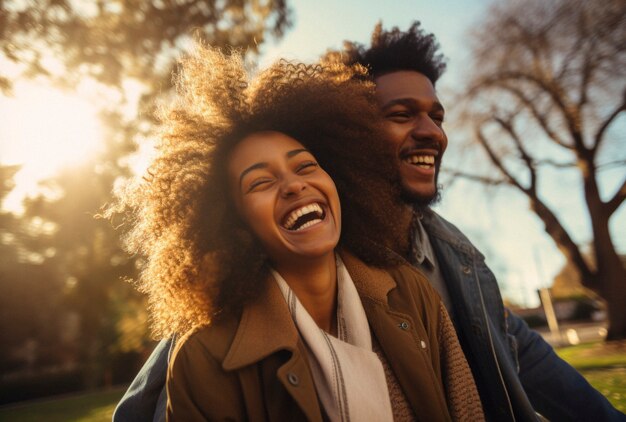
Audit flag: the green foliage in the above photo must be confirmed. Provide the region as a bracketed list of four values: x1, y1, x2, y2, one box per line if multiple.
[0, 0, 292, 91]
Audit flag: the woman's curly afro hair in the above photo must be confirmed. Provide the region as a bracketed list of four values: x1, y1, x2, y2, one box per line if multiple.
[112, 41, 413, 338]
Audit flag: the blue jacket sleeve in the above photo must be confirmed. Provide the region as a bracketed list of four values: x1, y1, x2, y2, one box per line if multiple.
[508, 311, 625, 421]
[113, 338, 173, 422]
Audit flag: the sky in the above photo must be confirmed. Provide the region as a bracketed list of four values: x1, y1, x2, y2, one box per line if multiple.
[0, 0, 624, 307]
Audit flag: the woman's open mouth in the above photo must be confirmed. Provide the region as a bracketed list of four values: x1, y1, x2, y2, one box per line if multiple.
[281, 202, 326, 231]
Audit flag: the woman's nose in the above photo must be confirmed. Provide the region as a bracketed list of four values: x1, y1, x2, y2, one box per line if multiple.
[280, 175, 306, 197]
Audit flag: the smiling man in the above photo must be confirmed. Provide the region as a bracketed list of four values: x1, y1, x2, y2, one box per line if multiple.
[338, 22, 624, 422]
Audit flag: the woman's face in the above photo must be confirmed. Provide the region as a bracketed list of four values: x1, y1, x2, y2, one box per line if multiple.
[228, 131, 341, 265]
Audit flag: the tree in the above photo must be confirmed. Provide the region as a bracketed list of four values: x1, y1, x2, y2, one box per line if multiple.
[0, 0, 293, 389]
[454, 0, 626, 339]
[1, 0, 291, 93]
[0, 166, 65, 376]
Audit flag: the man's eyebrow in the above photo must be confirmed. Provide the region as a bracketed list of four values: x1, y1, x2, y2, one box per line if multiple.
[239, 162, 268, 186]
[381, 98, 414, 110]
[432, 101, 445, 114]
[381, 98, 445, 113]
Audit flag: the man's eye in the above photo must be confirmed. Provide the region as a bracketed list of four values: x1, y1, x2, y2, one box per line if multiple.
[431, 114, 445, 125]
[387, 111, 411, 121]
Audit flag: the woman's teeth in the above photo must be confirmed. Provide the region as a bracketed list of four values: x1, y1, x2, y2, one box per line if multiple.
[282, 203, 324, 231]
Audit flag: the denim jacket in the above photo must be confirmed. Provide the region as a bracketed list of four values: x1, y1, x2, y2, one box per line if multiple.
[113, 210, 624, 422]
[421, 209, 624, 421]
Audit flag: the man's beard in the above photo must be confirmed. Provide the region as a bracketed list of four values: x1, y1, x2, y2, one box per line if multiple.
[400, 165, 443, 208]
[400, 183, 442, 208]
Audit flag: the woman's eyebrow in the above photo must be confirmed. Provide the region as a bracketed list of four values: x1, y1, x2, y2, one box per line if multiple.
[239, 162, 267, 186]
[286, 148, 309, 158]
[239, 148, 311, 187]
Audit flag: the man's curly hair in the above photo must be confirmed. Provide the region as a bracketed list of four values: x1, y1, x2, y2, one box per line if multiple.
[325, 21, 447, 84]
[111, 42, 412, 338]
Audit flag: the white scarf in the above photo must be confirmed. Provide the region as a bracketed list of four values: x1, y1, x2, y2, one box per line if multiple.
[272, 256, 393, 422]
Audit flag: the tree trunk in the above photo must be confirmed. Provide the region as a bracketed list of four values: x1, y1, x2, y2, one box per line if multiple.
[582, 156, 626, 340]
[589, 209, 626, 340]
[603, 265, 626, 340]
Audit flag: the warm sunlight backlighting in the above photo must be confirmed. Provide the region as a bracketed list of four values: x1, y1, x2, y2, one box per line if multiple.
[0, 82, 104, 212]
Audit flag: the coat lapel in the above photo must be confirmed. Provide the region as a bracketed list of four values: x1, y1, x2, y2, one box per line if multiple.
[341, 251, 452, 422]
[223, 275, 299, 370]
[222, 273, 323, 422]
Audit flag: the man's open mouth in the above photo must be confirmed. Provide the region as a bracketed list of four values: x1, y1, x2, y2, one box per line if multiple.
[402, 153, 436, 169]
[281, 203, 326, 231]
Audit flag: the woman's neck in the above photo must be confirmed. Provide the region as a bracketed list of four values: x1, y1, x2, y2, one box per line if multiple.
[274, 253, 338, 335]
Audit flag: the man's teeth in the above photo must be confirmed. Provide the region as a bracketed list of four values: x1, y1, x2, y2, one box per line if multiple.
[404, 155, 435, 167]
[282, 203, 324, 230]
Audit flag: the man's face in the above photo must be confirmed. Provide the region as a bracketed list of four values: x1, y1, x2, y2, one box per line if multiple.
[374, 71, 448, 205]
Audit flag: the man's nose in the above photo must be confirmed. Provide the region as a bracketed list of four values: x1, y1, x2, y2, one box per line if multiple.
[411, 115, 444, 142]
[280, 175, 306, 197]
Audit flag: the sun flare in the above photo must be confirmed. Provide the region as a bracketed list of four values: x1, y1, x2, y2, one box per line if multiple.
[0, 82, 104, 211]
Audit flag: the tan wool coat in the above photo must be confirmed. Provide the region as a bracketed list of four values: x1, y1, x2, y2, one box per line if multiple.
[167, 251, 484, 422]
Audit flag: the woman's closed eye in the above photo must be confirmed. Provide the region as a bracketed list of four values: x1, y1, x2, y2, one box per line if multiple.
[246, 177, 274, 193]
[296, 161, 319, 174]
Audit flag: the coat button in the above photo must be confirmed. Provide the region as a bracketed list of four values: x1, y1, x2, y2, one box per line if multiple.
[398, 321, 410, 330]
[462, 265, 471, 275]
[420, 340, 427, 349]
[287, 372, 299, 386]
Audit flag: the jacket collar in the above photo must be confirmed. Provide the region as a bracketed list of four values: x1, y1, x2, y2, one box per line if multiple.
[222, 273, 299, 371]
[420, 208, 484, 259]
[222, 251, 397, 370]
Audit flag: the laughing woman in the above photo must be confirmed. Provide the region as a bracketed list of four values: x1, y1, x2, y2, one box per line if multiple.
[114, 43, 484, 422]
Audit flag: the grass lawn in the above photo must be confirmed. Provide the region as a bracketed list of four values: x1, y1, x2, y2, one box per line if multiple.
[1, 341, 625, 419]
[0, 387, 124, 422]
[556, 340, 626, 413]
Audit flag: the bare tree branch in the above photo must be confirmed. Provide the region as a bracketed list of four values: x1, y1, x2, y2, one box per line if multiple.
[474, 71, 588, 151]
[606, 177, 626, 216]
[475, 126, 528, 193]
[594, 90, 626, 152]
[535, 159, 577, 168]
[530, 198, 597, 288]
[444, 170, 508, 186]
[498, 84, 573, 149]
[493, 116, 538, 192]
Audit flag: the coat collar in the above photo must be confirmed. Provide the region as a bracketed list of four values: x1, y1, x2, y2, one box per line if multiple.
[222, 251, 397, 370]
[222, 272, 299, 371]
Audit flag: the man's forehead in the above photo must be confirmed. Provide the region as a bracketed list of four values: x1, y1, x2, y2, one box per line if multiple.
[374, 70, 438, 104]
